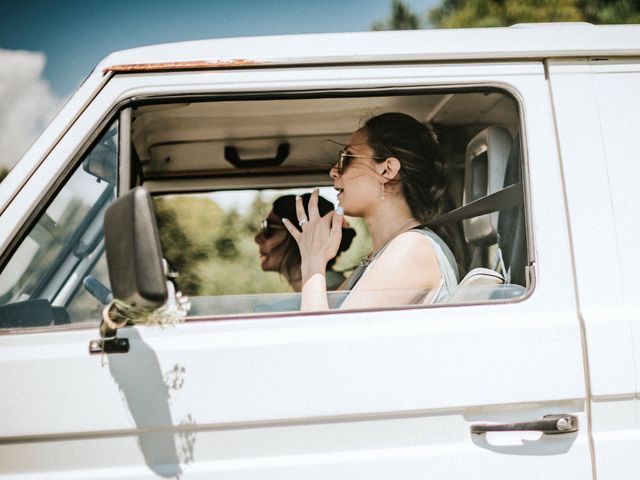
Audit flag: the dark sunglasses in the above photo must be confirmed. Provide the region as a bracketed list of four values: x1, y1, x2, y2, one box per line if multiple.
[259, 218, 287, 239]
[334, 150, 384, 175]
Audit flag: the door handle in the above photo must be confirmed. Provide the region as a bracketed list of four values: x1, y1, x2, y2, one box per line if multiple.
[470, 414, 578, 435]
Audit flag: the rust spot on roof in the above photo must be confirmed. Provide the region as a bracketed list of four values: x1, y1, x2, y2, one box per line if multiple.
[103, 59, 261, 74]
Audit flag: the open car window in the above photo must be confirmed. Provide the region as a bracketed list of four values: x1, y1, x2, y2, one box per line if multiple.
[0, 88, 530, 330]
[135, 90, 528, 318]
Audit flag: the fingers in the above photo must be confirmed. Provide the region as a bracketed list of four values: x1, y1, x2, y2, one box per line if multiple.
[329, 210, 343, 249]
[308, 187, 320, 221]
[335, 206, 349, 228]
[295, 195, 308, 227]
[282, 218, 301, 243]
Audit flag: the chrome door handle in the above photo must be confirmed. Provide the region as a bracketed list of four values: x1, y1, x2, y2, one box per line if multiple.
[471, 414, 578, 435]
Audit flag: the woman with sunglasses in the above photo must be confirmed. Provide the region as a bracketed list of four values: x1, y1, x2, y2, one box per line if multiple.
[255, 193, 356, 291]
[283, 112, 459, 311]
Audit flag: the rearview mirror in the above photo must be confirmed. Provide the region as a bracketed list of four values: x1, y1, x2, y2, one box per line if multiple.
[82, 123, 117, 184]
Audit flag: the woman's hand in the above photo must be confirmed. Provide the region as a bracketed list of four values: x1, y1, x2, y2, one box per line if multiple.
[282, 188, 343, 281]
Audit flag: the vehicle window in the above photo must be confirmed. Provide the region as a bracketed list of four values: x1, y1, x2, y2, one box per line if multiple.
[0, 90, 530, 327]
[154, 187, 370, 296]
[129, 91, 529, 318]
[0, 121, 118, 329]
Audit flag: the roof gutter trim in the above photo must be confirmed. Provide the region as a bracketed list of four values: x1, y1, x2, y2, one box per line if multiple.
[104, 59, 263, 74]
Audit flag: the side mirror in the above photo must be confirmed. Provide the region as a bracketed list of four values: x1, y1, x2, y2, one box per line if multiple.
[91, 186, 192, 355]
[104, 186, 167, 308]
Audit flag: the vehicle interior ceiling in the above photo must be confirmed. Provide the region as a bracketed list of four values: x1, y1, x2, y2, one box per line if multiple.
[129, 90, 523, 289]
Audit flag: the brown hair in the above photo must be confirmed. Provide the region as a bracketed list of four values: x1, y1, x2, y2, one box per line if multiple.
[363, 112, 467, 271]
[363, 112, 448, 223]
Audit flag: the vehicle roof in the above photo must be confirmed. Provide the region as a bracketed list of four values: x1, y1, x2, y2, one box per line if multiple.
[2, 23, 637, 217]
[99, 23, 640, 74]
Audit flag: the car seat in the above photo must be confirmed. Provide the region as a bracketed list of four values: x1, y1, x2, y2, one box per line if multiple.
[447, 126, 527, 302]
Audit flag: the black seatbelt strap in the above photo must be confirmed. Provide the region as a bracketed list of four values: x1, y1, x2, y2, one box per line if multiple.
[426, 182, 523, 227]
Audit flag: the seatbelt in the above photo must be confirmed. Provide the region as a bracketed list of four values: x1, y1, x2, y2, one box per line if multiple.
[426, 182, 523, 227]
[341, 183, 523, 292]
[427, 182, 523, 283]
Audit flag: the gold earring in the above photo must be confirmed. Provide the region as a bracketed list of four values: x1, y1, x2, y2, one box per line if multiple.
[380, 181, 386, 200]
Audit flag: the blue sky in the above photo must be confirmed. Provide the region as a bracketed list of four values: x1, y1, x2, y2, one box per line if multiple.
[0, 0, 439, 170]
[1, 0, 439, 98]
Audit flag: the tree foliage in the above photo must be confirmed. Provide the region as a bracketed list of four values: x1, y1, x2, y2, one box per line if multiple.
[373, 0, 640, 29]
[0, 168, 7, 183]
[154, 196, 213, 294]
[429, 0, 640, 27]
[153, 192, 369, 298]
[581, 0, 640, 23]
[372, 0, 425, 30]
[154, 193, 290, 297]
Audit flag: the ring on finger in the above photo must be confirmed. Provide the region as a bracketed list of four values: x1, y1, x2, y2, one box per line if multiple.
[299, 218, 309, 227]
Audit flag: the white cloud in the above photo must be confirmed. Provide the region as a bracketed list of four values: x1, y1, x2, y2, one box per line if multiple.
[0, 49, 62, 170]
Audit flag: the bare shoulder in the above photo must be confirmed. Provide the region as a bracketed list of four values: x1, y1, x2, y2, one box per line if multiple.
[380, 230, 439, 264]
[344, 229, 443, 308]
[367, 230, 441, 287]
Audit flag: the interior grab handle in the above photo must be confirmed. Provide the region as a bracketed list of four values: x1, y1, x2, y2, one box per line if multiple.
[224, 143, 289, 169]
[471, 414, 578, 435]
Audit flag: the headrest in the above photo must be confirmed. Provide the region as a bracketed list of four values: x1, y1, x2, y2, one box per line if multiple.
[462, 127, 513, 245]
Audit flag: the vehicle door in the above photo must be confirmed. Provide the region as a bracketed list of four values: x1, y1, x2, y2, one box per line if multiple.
[548, 57, 640, 480]
[0, 61, 592, 479]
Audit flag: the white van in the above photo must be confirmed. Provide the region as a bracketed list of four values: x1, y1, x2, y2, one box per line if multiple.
[1, 23, 640, 479]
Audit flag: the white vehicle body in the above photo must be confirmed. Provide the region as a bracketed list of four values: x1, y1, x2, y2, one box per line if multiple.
[0, 23, 639, 479]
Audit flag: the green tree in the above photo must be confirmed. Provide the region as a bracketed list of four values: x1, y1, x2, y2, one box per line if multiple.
[154, 193, 289, 297]
[154, 197, 210, 294]
[0, 168, 8, 183]
[372, 0, 424, 30]
[373, 0, 640, 29]
[428, 0, 640, 27]
[215, 210, 241, 260]
[581, 0, 640, 23]
[152, 191, 374, 298]
[241, 192, 271, 236]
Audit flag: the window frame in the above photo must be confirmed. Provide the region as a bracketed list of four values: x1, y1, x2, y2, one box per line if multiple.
[128, 86, 533, 321]
[0, 67, 541, 334]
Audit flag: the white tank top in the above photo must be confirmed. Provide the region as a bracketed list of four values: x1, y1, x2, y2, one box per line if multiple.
[341, 227, 459, 304]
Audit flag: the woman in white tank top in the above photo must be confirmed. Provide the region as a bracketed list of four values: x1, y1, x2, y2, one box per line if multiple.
[283, 112, 459, 311]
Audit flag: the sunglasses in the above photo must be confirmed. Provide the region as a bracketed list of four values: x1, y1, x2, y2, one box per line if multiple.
[259, 218, 287, 239]
[334, 150, 384, 175]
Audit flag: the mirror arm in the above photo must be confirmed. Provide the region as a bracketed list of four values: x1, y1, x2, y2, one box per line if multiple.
[89, 305, 130, 355]
[89, 336, 130, 355]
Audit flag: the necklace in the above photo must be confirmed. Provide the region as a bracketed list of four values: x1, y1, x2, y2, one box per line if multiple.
[360, 218, 419, 267]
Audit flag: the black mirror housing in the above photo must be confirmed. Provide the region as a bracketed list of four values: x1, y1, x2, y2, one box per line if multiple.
[104, 187, 167, 308]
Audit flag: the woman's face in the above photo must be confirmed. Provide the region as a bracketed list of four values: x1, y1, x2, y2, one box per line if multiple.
[254, 210, 289, 272]
[330, 128, 382, 217]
